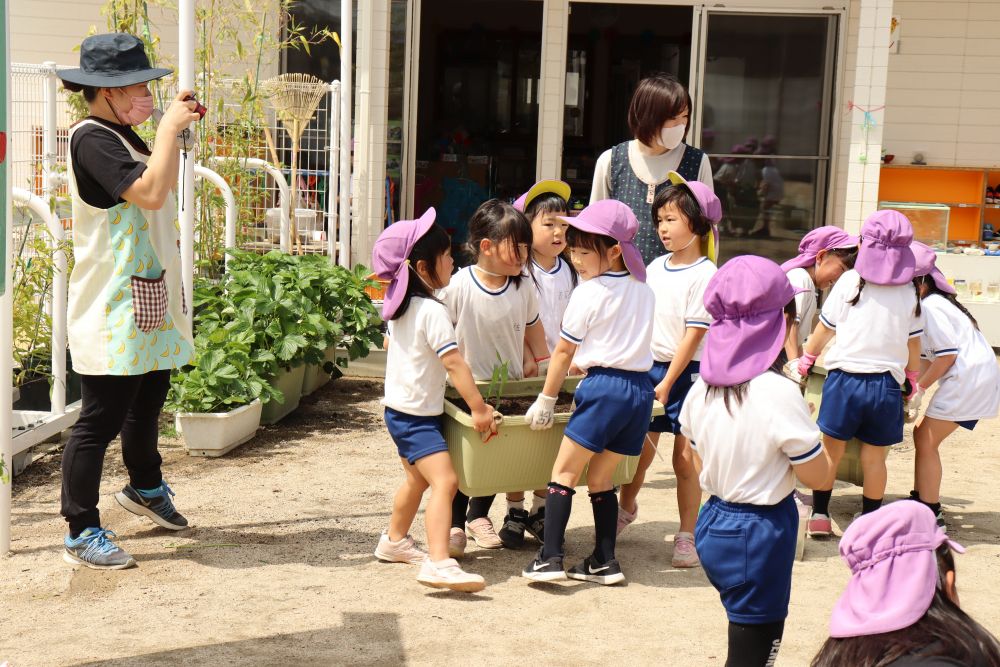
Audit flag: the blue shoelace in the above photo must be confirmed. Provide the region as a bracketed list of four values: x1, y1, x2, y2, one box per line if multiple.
[75, 528, 121, 559]
[138, 481, 177, 516]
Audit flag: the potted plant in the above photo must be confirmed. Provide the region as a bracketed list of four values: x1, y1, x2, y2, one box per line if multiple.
[442, 374, 665, 497]
[167, 286, 280, 456]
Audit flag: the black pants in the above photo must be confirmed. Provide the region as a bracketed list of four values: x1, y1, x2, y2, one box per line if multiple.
[61, 371, 171, 536]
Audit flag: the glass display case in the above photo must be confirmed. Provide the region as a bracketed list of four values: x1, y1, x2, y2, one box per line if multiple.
[878, 202, 951, 249]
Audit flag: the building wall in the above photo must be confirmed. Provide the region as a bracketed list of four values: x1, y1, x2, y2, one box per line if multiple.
[882, 1, 1000, 167]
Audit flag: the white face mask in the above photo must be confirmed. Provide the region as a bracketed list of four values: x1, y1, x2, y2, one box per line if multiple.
[659, 124, 686, 150]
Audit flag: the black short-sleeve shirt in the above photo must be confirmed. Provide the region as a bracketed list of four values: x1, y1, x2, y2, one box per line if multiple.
[70, 117, 151, 209]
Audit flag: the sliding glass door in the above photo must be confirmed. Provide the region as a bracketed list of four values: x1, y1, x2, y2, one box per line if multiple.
[695, 11, 839, 263]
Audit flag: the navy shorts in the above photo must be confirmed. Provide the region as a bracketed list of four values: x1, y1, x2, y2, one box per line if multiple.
[384, 407, 449, 465]
[695, 493, 798, 624]
[957, 420, 978, 431]
[817, 369, 903, 446]
[565, 367, 654, 457]
[648, 359, 700, 434]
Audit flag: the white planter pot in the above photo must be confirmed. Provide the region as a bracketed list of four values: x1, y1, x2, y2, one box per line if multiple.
[175, 399, 262, 457]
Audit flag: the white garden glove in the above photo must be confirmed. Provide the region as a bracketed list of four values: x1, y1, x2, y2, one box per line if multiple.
[526, 393, 558, 431]
[905, 385, 926, 424]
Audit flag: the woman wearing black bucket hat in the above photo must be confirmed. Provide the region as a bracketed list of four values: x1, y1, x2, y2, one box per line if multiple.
[56, 33, 201, 569]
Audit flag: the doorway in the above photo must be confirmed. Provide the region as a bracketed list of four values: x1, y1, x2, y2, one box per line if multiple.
[412, 1, 544, 251]
[562, 3, 694, 204]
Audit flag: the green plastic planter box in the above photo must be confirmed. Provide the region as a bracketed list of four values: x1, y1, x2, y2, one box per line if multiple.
[261, 363, 306, 425]
[804, 365, 889, 487]
[444, 377, 664, 497]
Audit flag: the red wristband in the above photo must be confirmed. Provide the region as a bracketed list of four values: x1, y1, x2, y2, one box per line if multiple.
[534, 356, 550, 364]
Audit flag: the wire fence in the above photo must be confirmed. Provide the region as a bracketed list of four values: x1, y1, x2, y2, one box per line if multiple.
[9, 63, 341, 264]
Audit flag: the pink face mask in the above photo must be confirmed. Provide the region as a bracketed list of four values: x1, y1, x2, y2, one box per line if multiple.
[107, 91, 154, 126]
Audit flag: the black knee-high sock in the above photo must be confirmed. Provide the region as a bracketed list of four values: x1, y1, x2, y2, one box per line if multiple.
[862, 495, 883, 515]
[726, 620, 785, 667]
[467, 495, 496, 522]
[541, 483, 574, 560]
[812, 490, 832, 516]
[590, 489, 618, 564]
[452, 491, 470, 529]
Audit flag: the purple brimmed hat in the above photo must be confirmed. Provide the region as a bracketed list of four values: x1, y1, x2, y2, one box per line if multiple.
[666, 171, 721, 263]
[855, 210, 917, 285]
[371, 208, 437, 320]
[701, 256, 808, 386]
[512, 179, 571, 214]
[911, 241, 957, 295]
[559, 200, 646, 282]
[780, 226, 859, 272]
[830, 501, 965, 638]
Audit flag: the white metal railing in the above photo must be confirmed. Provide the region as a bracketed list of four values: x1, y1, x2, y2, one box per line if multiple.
[206, 156, 291, 253]
[194, 165, 238, 269]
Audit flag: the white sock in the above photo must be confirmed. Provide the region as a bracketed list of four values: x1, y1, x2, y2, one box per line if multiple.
[531, 494, 546, 513]
[507, 499, 525, 513]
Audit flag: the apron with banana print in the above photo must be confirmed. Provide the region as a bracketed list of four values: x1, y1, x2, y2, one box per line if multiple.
[67, 119, 193, 376]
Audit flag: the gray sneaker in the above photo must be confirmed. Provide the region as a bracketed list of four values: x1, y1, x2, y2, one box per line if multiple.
[63, 528, 136, 570]
[115, 481, 189, 530]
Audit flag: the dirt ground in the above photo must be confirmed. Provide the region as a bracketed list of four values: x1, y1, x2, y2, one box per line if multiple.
[1, 375, 998, 666]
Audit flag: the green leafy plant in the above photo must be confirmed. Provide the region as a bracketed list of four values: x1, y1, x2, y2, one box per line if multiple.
[485, 354, 510, 412]
[0, 456, 9, 485]
[169, 251, 382, 412]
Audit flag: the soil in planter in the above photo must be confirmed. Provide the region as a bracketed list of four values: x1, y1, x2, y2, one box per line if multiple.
[451, 391, 576, 416]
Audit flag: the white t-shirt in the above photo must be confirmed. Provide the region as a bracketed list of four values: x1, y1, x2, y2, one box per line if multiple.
[786, 267, 818, 347]
[559, 271, 655, 372]
[680, 372, 823, 506]
[920, 294, 1000, 422]
[442, 266, 540, 381]
[819, 270, 924, 384]
[382, 297, 458, 416]
[532, 256, 575, 354]
[646, 254, 715, 362]
[590, 141, 715, 203]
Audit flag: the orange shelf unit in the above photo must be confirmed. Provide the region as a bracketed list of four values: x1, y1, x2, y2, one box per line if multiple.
[879, 166, 987, 241]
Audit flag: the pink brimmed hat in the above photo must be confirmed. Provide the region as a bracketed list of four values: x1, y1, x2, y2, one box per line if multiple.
[830, 501, 965, 638]
[855, 210, 916, 285]
[701, 255, 808, 386]
[781, 226, 859, 272]
[512, 179, 571, 213]
[371, 208, 437, 320]
[559, 200, 646, 282]
[666, 171, 721, 263]
[911, 241, 957, 295]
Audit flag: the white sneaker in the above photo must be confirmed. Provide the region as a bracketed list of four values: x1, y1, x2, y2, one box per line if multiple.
[417, 558, 486, 592]
[448, 527, 467, 558]
[374, 531, 428, 565]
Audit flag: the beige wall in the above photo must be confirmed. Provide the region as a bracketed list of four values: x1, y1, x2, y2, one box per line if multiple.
[883, 1, 1000, 167]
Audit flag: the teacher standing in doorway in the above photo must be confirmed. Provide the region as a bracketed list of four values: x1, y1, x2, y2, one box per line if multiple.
[590, 73, 714, 265]
[57, 33, 201, 569]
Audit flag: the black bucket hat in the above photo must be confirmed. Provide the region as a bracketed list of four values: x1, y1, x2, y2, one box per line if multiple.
[58, 33, 172, 88]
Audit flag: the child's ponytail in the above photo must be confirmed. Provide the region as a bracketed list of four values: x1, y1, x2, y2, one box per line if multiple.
[848, 277, 866, 307]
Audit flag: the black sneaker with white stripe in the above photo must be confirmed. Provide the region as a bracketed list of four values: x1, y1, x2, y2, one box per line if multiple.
[522, 550, 565, 582]
[567, 554, 625, 585]
[115, 481, 188, 530]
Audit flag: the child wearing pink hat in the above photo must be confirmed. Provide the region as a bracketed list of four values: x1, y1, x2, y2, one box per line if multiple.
[811, 501, 1000, 666]
[521, 199, 656, 585]
[780, 226, 859, 362]
[909, 242, 1000, 529]
[618, 171, 720, 570]
[798, 210, 925, 535]
[497, 180, 576, 550]
[372, 209, 496, 592]
[678, 255, 833, 667]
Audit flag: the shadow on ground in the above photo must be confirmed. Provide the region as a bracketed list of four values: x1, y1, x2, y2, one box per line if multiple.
[72, 612, 406, 666]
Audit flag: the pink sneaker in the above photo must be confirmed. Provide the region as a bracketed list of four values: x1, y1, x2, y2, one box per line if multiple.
[672, 532, 700, 568]
[448, 527, 467, 558]
[466, 517, 503, 549]
[374, 531, 427, 564]
[807, 513, 833, 537]
[616, 503, 638, 536]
